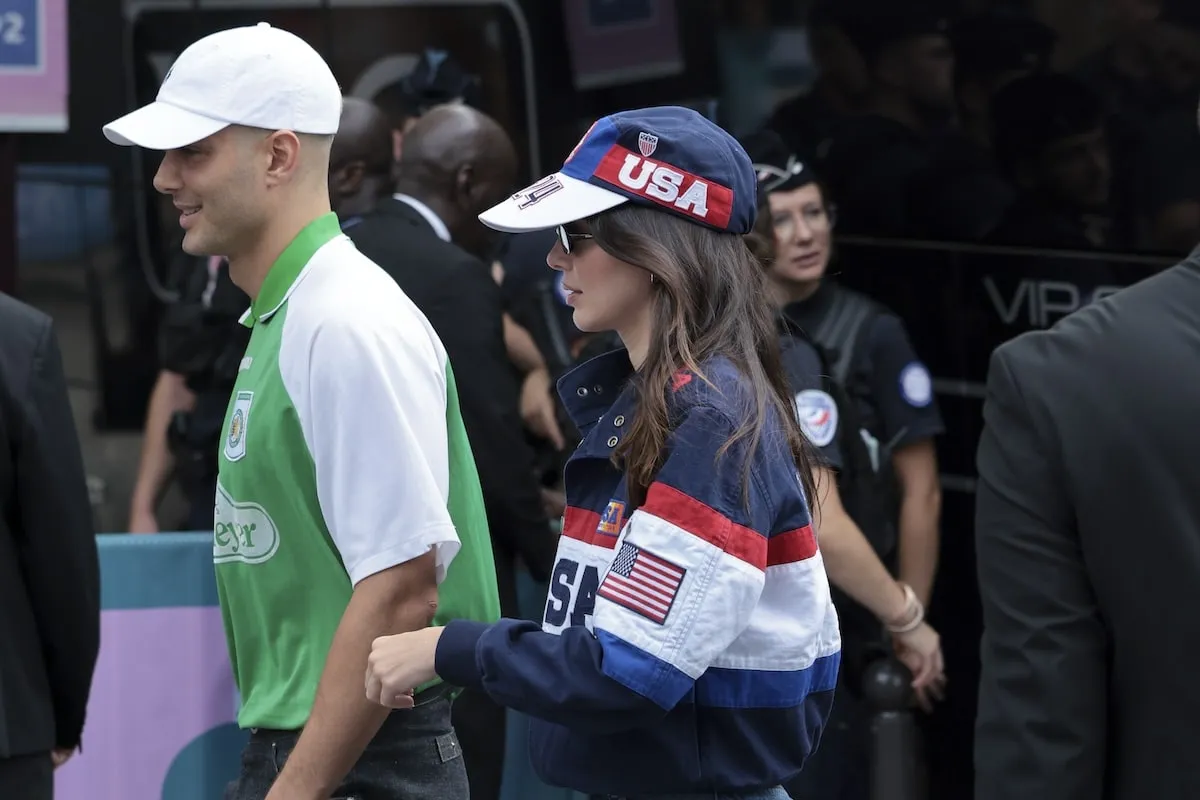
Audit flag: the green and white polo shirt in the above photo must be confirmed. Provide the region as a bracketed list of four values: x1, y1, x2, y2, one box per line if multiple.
[214, 212, 500, 730]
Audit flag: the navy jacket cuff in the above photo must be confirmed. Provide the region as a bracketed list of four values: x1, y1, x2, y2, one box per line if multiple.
[436, 619, 490, 691]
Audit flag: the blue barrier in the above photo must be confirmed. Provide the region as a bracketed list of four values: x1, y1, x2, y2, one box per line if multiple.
[54, 532, 583, 800]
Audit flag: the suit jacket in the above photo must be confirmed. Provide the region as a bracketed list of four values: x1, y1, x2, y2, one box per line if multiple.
[0, 294, 100, 758]
[344, 197, 557, 582]
[974, 249, 1200, 800]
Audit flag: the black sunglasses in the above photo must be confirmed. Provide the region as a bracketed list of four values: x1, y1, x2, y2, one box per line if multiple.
[556, 225, 594, 254]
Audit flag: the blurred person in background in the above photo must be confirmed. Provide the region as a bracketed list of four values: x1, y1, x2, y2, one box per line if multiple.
[375, 48, 567, 453]
[1132, 105, 1200, 253]
[373, 48, 482, 168]
[327, 97, 395, 227]
[745, 134, 944, 800]
[814, 0, 956, 236]
[105, 23, 501, 799]
[127, 240, 249, 533]
[332, 97, 554, 800]
[761, 0, 872, 163]
[987, 73, 1127, 250]
[911, 8, 1058, 241]
[0, 294, 100, 799]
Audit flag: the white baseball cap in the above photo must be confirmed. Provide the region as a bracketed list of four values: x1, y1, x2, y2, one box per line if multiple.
[103, 22, 342, 150]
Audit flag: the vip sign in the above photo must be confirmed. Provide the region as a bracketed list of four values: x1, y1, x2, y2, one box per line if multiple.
[593, 145, 733, 228]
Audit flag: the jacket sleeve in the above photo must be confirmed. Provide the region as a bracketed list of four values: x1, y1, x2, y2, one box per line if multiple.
[435, 404, 780, 732]
[974, 345, 1105, 800]
[15, 320, 101, 749]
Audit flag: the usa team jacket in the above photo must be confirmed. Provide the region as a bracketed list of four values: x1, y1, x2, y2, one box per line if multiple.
[436, 349, 841, 796]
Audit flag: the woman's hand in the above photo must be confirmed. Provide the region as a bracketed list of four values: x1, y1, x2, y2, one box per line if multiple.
[892, 621, 946, 713]
[365, 627, 444, 708]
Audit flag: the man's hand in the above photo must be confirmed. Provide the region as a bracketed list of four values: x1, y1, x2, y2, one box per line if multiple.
[51, 748, 74, 769]
[520, 367, 565, 450]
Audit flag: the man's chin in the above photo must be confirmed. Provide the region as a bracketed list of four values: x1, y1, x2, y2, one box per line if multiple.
[181, 231, 212, 257]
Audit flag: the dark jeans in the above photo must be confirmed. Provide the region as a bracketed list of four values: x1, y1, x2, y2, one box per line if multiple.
[224, 690, 467, 800]
[0, 753, 52, 800]
[451, 687, 506, 800]
[783, 681, 869, 800]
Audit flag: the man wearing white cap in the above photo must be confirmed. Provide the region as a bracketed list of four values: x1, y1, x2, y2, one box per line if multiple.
[104, 23, 492, 799]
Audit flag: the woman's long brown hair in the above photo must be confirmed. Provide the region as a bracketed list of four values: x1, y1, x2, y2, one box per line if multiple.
[587, 204, 821, 514]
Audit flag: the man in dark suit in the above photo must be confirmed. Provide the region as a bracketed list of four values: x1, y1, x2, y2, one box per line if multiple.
[0, 293, 101, 799]
[975, 246, 1200, 799]
[331, 99, 557, 800]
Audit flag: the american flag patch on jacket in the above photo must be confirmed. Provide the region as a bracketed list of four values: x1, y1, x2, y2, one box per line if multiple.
[598, 541, 686, 625]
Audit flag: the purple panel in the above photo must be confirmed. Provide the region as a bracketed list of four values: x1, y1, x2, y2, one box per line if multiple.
[53, 607, 237, 799]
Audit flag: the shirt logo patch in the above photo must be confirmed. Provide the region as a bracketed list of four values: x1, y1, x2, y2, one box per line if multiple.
[899, 363, 933, 408]
[598, 541, 685, 626]
[795, 389, 839, 448]
[224, 390, 253, 462]
[213, 482, 280, 565]
[597, 500, 626, 536]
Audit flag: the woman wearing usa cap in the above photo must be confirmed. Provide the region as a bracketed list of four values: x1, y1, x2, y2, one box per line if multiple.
[366, 106, 840, 799]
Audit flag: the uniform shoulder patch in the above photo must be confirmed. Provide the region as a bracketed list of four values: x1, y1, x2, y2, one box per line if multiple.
[794, 389, 839, 448]
[899, 362, 933, 408]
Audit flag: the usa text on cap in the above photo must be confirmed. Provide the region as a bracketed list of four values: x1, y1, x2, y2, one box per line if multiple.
[479, 106, 757, 235]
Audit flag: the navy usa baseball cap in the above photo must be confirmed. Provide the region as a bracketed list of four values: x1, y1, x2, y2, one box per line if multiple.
[479, 105, 757, 235]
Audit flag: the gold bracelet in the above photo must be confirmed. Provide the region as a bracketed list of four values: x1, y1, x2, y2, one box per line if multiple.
[886, 582, 925, 634]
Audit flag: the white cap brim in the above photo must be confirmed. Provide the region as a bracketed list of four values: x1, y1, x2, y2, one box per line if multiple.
[103, 101, 231, 150]
[479, 172, 627, 233]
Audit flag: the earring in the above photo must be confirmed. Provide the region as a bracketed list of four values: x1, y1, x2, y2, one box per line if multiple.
[650, 274, 656, 284]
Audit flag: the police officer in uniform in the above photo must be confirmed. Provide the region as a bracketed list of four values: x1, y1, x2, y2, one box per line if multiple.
[128, 246, 249, 533]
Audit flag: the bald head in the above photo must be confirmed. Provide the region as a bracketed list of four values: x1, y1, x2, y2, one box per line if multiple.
[397, 104, 517, 194]
[332, 97, 392, 172]
[327, 97, 394, 219]
[395, 103, 517, 255]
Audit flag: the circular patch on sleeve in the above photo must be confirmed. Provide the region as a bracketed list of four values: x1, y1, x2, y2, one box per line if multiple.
[794, 389, 839, 447]
[899, 362, 933, 408]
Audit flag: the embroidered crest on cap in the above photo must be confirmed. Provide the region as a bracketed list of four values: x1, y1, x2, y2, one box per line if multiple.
[638, 131, 659, 157]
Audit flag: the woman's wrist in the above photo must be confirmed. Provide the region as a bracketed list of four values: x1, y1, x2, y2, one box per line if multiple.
[883, 582, 925, 634]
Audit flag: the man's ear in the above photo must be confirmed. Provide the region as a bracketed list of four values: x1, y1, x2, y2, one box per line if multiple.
[264, 130, 303, 186]
[332, 161, 366, 195]
[391, 129, 404, 163]
[454, 162, 478, 209]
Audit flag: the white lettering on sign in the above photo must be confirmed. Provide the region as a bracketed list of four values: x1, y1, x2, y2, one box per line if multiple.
[593, 144, 735, 228]
[983, 276, 1125, 328]
[1, 12, 25, 46]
